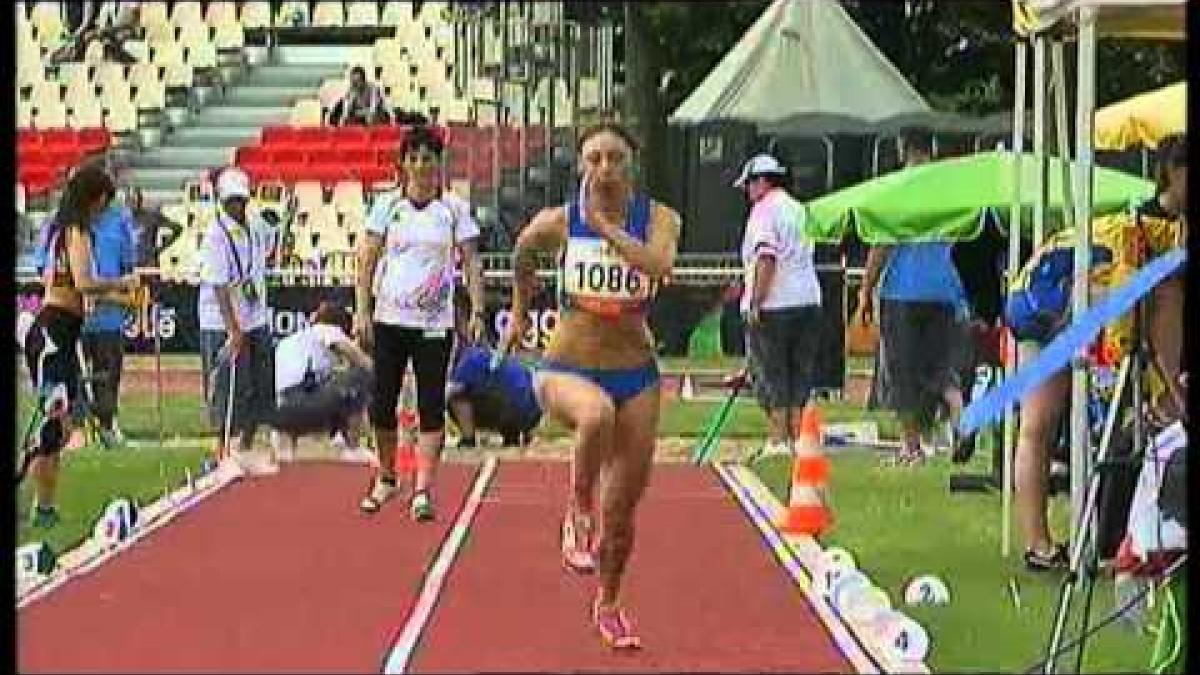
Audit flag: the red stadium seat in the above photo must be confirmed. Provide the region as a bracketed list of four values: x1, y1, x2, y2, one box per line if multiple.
[331, 126, 370, 145]
[335, 147, 373, 165]
[261, 126, 298, 146]
[41, 129, 80, 150]
[369, 125, 401, 145]
[235, 145, 270, 165]
[272, 147, 309, 165]
[77, 127, 112, 151]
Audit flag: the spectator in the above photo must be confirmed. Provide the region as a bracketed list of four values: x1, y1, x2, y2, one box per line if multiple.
[51, 1, 140, 65]
[858, 129, 972, 466]
[329, 66, 394, 127]
[269, 301, 376, 463]
[126, 187, 184, 269]
[733, 154, 823, 458]
[1006, 133, 1187, 570]
[197, 167, 278, 475]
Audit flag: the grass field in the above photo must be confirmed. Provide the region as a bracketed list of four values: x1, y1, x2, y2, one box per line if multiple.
[752, 452, 1169, 673]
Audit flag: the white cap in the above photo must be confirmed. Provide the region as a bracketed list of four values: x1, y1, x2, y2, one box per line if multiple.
[733, 154, 786, 188]
[216, 167, 251, 202]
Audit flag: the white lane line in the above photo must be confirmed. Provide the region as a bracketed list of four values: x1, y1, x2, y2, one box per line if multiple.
[382, 455, 499, 674]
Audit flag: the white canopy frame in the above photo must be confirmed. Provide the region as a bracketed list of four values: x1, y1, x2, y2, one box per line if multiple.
[1002, 0, 1185, 558]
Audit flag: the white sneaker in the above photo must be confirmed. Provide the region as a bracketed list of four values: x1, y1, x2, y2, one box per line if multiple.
[235, 451, 280, 477]
[271, 432, 297, 463]
[360, 476, 396, 513]
[331, 432, 349, 452]
[339, 446, 376, 465]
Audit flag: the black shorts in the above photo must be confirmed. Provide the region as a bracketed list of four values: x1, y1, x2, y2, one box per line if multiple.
[273, 367, 373, 435]
[369, 323, 453, 433]
[871, 299, 967, 421]
[24, 305, 84, 407]
[745, 305, 822, 410]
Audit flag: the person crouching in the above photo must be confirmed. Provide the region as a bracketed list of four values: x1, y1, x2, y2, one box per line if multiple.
[270, 302, 376, 463]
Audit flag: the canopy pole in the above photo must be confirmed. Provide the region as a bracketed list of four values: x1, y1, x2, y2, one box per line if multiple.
[1002, 37, 1029, 559]
[1069, 7, 1097, 548]
[1051, 40, 1076, 230]
[1032, 35, 1048, 246]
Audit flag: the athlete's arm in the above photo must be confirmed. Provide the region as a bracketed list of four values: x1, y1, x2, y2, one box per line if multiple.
[459, 236, 486, 332]
[65, 224, 139, 300]
[596, 203, 680, 279]
[506, 207, 566, 351]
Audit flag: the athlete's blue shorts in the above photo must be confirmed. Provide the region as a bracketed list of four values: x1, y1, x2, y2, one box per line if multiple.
[538, 360, 660, 407]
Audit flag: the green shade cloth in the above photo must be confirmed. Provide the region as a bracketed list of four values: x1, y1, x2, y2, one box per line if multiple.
[687, 310, 725, 359]
[804, 151, 1155, 244]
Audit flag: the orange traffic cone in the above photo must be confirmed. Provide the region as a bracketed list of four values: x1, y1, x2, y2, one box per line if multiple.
[779, 404, 832, 537]
[395, 408, 419, 476]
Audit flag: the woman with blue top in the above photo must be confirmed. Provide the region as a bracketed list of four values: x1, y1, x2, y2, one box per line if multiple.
[502, 121, 682, 650]
[858, 129, 971, 465]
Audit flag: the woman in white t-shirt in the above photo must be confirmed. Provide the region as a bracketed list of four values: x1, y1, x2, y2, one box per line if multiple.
[271, 302, 374, 462]
[354, 126, 486, 520]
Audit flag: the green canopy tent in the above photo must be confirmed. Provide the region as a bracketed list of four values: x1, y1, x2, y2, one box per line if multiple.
[802, 150, 1154, 245]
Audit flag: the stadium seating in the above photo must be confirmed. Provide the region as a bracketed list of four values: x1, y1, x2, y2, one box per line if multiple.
[17, 128, 113, 197]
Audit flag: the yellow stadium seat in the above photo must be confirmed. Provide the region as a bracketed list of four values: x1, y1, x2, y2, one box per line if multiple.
[373, 37, 403, 67]
[163, 62, 194, 88]
[240, 1, 273, 29]
[331, 181, 366, 224]
[104, 97, 137, 133]
[276, 1, 310, 27]
[18, 100, 34, 128]
[381, 3, 411, 26]
[64, 77, 98, 112]
[35, 99, 69, 129]
[346, 2, 380, 27]
[140, 2, 171, 32]
[178, 21, 212, 51]
[438, 98, 472, 125]
[30, 2, 64, 44]
[30, 78, 63, 105]
[187, 41, 219, 70]
[160, 203, 189, 232]
[213, 22, 245, 51]
[318, 78, 347, 110]
[204, 1, 238, 28]
[129, 62, 162, 88]
[152, 40, 186, 67]
[169, 1, 204, 28]
[70, 99, 104, 128]
[292, 180, 326, 213]
[312, 1, 345, 27]
[93, 61, 127, 89]
[290, 99, 324, 126]
[134, 78, 166, 111]
[100, 80, 133, 109]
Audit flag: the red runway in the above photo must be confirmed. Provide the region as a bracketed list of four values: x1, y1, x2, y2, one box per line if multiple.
[19, 461, 852, 673]
[19, 463, 475, 673]
[402, 462, 850, 673]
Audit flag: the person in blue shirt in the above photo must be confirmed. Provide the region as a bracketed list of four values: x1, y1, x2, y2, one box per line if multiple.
[447, 342, 543, 447]
[36, 160, 139, 448]
[857, 129, 972, 465]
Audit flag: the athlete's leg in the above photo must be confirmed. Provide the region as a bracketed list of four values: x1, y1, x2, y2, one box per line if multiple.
[590, 379, 659, 648]
[368, 324, 410, 481]
[535, 371, 616, 513]
[1015, 348, 1070, 560]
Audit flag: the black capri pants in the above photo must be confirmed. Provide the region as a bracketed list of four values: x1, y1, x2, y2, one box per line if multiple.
[369, 323, 453, 432]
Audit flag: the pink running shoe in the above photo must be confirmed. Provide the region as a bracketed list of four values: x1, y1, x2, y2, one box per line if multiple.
[561, 509, 597, 574]
[592, 598, 642, 650]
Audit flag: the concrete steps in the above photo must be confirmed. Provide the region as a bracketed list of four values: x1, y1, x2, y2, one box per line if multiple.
[191, 105, 294, 128]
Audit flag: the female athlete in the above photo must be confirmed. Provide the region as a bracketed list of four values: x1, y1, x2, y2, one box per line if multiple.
[502, 122, 681, 649]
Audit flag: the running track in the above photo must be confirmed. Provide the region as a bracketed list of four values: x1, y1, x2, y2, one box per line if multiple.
[19, 461, 851, 673]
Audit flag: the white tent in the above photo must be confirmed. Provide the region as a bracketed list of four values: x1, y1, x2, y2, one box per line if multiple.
[668, 0, 931, 130]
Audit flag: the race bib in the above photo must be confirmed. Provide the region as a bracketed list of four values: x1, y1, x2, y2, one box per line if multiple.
[562, 238, 650, 313]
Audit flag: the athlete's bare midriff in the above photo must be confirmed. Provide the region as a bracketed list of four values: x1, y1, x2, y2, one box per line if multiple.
[543, 309, 655, 370]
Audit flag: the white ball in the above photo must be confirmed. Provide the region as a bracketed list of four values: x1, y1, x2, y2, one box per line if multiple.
[824, 547, 857, 571]
[874, 610, 930, 662]
[904, 574, 951, 606]
[842, 585, 893, 627]
[829, 569, 871, 612]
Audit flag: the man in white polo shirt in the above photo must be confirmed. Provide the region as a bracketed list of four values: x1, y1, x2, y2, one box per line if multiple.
[271, 301, 375, 463]
[197, 167, 277, 475]
[734, 154, 823, 458]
